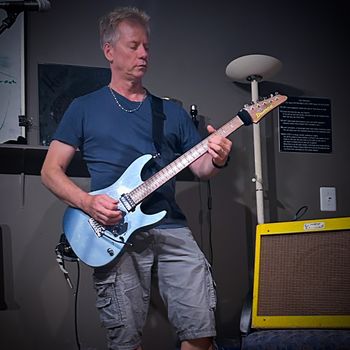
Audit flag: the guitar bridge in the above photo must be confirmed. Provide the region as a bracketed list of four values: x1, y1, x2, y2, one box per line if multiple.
[88, 218, 105, 237]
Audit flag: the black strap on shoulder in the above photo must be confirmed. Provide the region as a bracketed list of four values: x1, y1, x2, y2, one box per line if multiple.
[150, 94, 166, 155]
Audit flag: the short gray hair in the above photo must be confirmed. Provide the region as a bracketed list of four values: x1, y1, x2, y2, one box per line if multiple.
[99, 6, 150, 49]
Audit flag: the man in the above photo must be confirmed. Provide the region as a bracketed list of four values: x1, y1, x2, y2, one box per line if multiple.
[41, 6, 232, 350]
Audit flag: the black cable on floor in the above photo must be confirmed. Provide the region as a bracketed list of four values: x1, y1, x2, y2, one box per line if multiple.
[207, 180, 213, 266]
[74, 260, 81, 350]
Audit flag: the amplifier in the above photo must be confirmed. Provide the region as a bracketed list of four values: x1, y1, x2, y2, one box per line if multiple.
[252, 217, 350, 328]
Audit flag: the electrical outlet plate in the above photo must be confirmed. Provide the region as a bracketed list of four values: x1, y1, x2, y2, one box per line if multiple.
[320, 187, 336, 211]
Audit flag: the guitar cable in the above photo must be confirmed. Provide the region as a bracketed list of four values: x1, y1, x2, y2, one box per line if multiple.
[55, 235, 81, 350]
[292, 205, 308, 221]
[55, 243, 74, 289]
[206, 180, 214, 266]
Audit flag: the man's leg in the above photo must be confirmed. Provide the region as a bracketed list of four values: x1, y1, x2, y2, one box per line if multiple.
[154, 227, 217, 348]
[181, 337, 214, 350]
[93, 231, 155, 350]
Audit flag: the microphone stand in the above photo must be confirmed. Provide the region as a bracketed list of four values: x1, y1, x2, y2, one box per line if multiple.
[190, 104, 199, 129]
[0, 10, 20, 35]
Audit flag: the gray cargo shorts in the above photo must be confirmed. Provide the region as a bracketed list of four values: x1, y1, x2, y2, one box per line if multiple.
[93, 227, 217, 350]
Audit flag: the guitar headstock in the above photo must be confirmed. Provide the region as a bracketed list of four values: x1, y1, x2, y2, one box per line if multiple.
[242, 93, 288, 124]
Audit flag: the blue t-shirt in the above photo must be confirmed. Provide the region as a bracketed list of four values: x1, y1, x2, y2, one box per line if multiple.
[53, 86, 201, 227]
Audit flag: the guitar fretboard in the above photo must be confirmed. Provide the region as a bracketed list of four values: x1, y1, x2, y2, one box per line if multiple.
[129, 115, 244, 205]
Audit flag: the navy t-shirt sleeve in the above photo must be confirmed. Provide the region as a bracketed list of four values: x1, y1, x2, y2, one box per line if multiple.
[52, 98, 83, 148]
[162, 101, 202, 157]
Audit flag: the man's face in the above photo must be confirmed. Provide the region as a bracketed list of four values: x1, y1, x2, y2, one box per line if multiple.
[105, 19, 149, 81]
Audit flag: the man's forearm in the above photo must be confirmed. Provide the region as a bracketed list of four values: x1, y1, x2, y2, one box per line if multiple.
[41, 168, 90, 210]
[190, 153, 221, 180]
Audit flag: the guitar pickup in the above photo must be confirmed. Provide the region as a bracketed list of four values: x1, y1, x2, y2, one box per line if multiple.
[120, 193, 136, 212]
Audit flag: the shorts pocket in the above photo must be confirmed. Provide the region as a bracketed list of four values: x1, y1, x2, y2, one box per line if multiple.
[93, 272, 125, 329]
[204, 259, 217, 310]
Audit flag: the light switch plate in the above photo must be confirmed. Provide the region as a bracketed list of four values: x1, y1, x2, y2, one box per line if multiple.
[320, 187, 336, 211]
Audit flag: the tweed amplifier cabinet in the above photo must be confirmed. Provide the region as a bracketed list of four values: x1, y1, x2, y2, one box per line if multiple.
[252, 217, 350, 329]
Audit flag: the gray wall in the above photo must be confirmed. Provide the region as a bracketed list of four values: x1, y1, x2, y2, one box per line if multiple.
[1, 0, 349, 349]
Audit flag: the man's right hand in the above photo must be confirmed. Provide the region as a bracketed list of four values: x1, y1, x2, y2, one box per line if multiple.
[84, 194, 123, 226]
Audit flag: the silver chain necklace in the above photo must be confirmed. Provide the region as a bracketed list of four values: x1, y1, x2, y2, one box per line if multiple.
[109, 86, 147, 113]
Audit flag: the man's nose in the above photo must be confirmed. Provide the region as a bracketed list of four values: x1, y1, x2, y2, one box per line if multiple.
[138, 44, 149, 58]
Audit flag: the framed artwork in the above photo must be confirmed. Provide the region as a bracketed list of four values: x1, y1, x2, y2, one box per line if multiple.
[38, 63, 110, 145]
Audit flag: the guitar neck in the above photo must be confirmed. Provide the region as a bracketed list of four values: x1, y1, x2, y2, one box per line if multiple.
[129, 115, 245, 204]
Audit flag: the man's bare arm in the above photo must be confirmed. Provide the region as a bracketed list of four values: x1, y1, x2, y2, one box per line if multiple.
[41, 140, 122, 225]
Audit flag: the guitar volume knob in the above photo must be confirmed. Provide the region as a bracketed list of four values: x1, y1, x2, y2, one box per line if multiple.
[107, 248, 114, 256]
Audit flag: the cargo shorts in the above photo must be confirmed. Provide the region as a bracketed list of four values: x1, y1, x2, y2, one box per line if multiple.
[93, 227, 217, 350]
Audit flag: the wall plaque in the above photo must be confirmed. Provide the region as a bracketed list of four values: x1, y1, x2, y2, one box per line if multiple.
[278, 96, 332, 153]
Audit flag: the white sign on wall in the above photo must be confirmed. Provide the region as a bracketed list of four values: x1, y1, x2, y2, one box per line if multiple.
[0, 10, 25, 144]
[278, 96, 332, 153]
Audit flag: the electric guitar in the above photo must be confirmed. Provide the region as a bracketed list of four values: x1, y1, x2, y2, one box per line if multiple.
[63, 93, 287, 267]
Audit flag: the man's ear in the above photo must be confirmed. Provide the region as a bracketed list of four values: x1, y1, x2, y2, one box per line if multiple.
[103, 42, 113, 63]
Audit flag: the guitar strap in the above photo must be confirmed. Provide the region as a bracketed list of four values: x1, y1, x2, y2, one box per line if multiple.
[150, 94, 166, 155]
